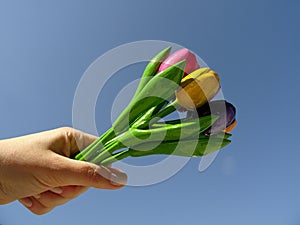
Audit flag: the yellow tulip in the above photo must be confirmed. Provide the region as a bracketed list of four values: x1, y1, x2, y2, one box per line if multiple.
[175, 68, 220, 109]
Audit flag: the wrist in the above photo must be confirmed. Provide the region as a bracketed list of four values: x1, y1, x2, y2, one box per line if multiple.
[0, 140, 12, 203]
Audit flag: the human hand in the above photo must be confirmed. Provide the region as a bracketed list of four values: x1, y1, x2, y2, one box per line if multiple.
[0, 127, 127, 215]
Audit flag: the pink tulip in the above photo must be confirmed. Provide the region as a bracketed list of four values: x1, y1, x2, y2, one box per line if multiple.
[158, 48, 200, 76]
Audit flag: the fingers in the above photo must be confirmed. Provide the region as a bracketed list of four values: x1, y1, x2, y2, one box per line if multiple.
[44, 128, 128, 189]
[19, 186, 88, 215]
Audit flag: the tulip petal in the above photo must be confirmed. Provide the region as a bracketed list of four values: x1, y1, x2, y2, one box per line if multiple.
[158, 48, 200, 75]
[176, 68, 220, 109]
[191, 100, 236, 134]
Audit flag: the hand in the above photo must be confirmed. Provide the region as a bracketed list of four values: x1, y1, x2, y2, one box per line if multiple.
[0, 127, 127, 215]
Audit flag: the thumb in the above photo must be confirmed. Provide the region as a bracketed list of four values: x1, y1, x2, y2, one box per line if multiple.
[50, 155, 127, 189]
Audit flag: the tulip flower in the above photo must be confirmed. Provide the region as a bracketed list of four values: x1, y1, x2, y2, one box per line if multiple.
[74, 47, 235, 167]
[158, 48, 199, 75]
[175, 68, 220, 110]
[142, 68, 220, 126]
[189, 100, 236, 134]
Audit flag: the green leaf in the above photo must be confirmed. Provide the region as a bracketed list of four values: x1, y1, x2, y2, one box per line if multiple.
[132, 46, 171, 100]
[128, 137, 231, 157]
[116, 115, 218, 147]
[112, 60, 186, 134]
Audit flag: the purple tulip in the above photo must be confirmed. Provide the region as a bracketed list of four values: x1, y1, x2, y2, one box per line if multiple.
[158, 48, 200, 76]
[189, 100, 236, 134]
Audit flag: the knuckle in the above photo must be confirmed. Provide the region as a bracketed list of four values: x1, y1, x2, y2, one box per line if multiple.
[59, 127, 84, 151]
[81, 165, 101, 184]
[58, 126, 74, 133]
[86, 166, 99, 182]
[55, 127, 75, 139]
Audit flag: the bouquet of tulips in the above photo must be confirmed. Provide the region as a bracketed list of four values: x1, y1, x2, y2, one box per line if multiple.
[74, 47, 236, 165]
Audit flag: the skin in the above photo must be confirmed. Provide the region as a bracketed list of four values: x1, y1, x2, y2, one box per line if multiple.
[0, 127, 127, 215]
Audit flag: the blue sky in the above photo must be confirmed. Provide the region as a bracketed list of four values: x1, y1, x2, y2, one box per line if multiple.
[1, 0, 300, 224]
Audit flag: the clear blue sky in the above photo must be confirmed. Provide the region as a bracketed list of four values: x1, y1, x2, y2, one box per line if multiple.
[1, 0, 300, 224]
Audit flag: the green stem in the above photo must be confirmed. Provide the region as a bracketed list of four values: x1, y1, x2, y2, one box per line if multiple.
[74, 138, 98, 160]
[137, 100, 179, 129]
[86, 101, 178, 162]
[77, 100, 177, 162]
[76, 127, 116, 161]
[131, 106, 156, 129]
[153, 100, 179, 121]
[100, 150, 130, 165]
[90, 140, 124, 164]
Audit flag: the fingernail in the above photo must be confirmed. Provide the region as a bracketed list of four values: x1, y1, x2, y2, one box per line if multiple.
[95, 166, 111, 180]
[51, 187, 63, 194]
[20, 198, 32, 208]
[95, 166, 127, 186]
[110, 172, 127, 186]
